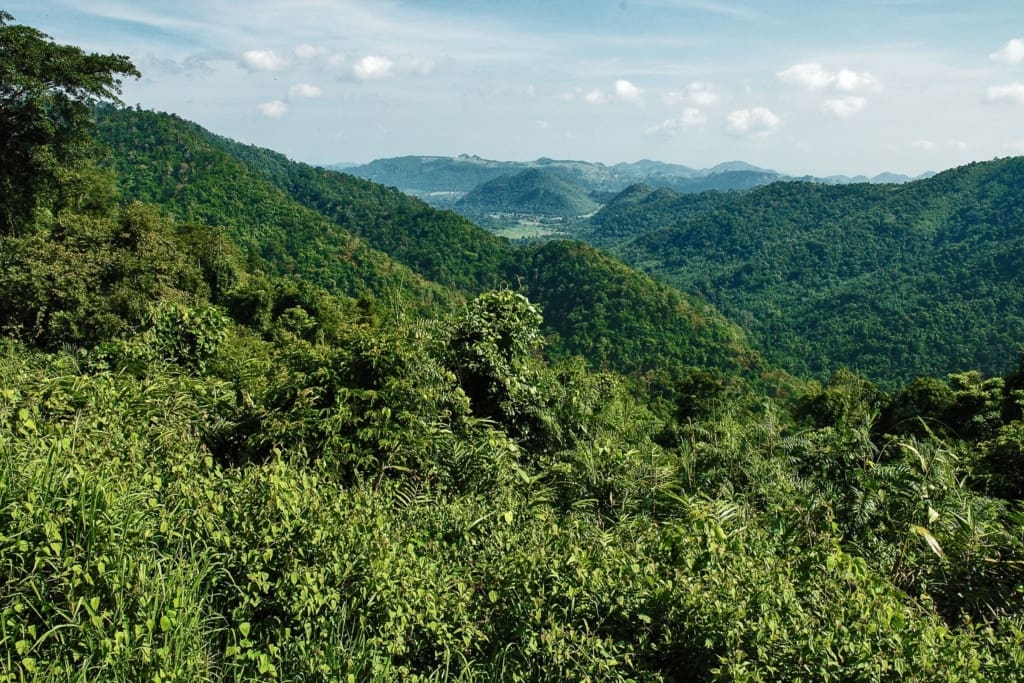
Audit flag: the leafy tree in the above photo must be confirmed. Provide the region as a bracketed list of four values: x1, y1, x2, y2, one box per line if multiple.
[0, 12, 138, 234]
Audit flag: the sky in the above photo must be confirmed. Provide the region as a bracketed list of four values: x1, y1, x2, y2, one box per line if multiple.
[8, 0, 1024, 176]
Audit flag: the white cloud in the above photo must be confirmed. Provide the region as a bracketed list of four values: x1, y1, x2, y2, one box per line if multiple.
[647, 107, 707, 135]
[537, 120, 550, 129]
[777, 62, 834, 90]
[289, 83, 322, 99]
[911, 140, 936, 151]
[986, 82, 1024, 104]
[778, 63, 879, 92]
[614, 79, 643, 102]
[257, 100, 289, 118]
[343, 55, 435, 80]
[353, 55, 395, 80]
[726, 107, 780, 137]
[835, 69, 878, 92]
[990, 38, 1024, 65]
[821, 96, 867, 118]
[584, 89, 609, 104]
[946, 140, 969, 151]
[242, 49, 287, 72]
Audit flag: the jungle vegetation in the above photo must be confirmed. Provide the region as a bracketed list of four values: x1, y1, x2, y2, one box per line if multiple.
[1, 14, 1023, 682]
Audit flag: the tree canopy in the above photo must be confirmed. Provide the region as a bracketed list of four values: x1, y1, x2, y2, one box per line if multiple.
[0, 11, 138, 234]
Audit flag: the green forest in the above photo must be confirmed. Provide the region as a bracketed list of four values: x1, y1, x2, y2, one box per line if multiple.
[2, 14, 1024, 681]
[601, 168, 1024, 385]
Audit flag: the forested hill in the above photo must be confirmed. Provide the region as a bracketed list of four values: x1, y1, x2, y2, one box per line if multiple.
[92, 106, 767, 388]
[92, 107, 452, 311]
[614, 158, 1024, 384]
[456, 168, 600, 217]
[581, 183, 740, 246]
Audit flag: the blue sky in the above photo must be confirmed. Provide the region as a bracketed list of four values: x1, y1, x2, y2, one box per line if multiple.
[8, 0, 1024, 175]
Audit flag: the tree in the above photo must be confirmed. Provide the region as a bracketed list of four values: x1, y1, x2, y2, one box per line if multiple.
[0, 12, 139, 234]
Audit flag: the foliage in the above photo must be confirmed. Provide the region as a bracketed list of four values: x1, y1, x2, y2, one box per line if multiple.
[0, 12, 138, 234]
[613, 161, 1024, 385]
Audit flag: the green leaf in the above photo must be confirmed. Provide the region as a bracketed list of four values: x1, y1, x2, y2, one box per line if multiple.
[239, 622, 251, 637]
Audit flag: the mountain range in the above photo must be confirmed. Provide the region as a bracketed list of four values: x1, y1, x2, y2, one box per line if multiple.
[333, 154, 934, 209]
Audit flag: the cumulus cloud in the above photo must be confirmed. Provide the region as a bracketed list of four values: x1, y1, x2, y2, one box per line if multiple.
[990, 38, 1024, 65]
[986, 82, 1024, 104]
[584, 89, 609, 104]
[352, 55, 394, 80]
[821, 96, 867, 118]
[835, 69, 878, 92]
[778, 62, 878, 92]
[911, 140, 936, 151]
[257, 100, 289, 118]
[664, 81, 719, 106]
[242, 49, 287, 72]
[647, 107, 707, 135]
[289, 83, 322, 99]
[614, 79, 643, 101]
[726, 107, 780, 137]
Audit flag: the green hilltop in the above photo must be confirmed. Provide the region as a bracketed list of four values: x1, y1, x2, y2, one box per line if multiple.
[456, 168, 602, 218]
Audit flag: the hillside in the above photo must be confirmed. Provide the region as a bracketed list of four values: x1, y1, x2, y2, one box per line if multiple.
[517, 240, 773, 396]
[615, 159, 1024, 384]
[92, 107, 767, 390]
[92, 107, 453, 312]
[581, 184, 740, 246]
[456, 168, 600, 218]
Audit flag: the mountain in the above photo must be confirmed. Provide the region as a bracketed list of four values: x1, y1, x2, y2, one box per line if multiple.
[518, 240, 768, 385]
[613, 159, 700, 179]
[92, 107, 453, 312]
[578, 184, 740, 246]
[455, 168, 600, 218]
[344, 154, 627, 195]
[92, 107, 766, 389]
[343, 154, 785, 202]
[613, 158, 1024, 384]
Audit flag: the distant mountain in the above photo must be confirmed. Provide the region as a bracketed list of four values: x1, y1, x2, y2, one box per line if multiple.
[344, 155, 626, 195]
[342, 155, 784, 200]
[456, 169, 600, 218]
[341, 154, 925, 217]
[613, 158, 1024, 384]
[613, 159, 700, 179]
